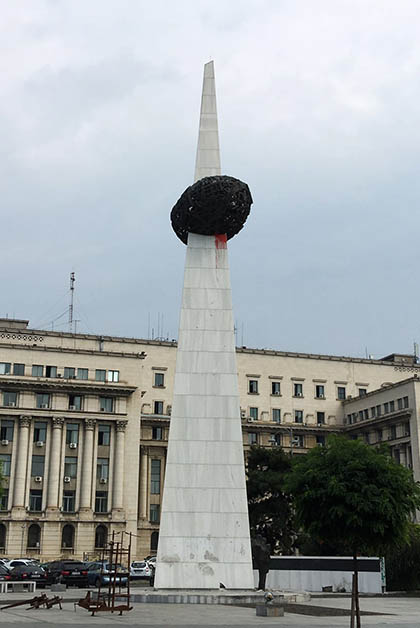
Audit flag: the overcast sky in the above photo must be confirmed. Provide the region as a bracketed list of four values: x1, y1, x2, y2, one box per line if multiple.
[2, 1, 420, 358]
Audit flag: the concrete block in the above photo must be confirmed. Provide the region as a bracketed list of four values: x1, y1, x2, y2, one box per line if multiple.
[51, 584, 66, 592]
[256, 605, 284, 617]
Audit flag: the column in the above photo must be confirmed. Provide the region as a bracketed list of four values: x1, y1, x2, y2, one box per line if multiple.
[13, 416, 32, 509]
[80, 418, 96, 510]
[139, 446, 148, 519]
[47, 417, 64, 509]
[112, 421, 127, 511]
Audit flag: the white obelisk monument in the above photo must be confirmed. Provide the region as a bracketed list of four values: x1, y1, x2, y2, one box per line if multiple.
[155, 61, 254, 590]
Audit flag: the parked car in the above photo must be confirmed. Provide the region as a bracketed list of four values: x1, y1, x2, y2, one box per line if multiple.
[130, 560, 151, 580]
[4, 559, 37, 570]
[87, 561, 129, 588]
[45, 560, 88, 587]
[0, 565, 11, 581]
[9, 564, 47, 587]
[144, 555, 156, 565]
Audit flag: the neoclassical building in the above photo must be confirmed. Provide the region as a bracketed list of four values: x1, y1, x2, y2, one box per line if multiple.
[0, 317, 419, 559]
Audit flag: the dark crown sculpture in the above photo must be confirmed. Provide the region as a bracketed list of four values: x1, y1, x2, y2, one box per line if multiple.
[171, 175, 253, 244]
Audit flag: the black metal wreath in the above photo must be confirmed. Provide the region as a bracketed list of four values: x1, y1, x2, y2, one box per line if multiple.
[171, 175, 253, 244]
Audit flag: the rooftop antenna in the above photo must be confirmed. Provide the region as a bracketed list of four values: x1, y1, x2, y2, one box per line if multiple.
[414, 341, 419, 364]
[69, 272, 75, 333]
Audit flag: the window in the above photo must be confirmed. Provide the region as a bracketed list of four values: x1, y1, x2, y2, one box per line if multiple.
[390, 425, 397, 440]
[66, 423, 79, 445]
[293, 383, 303, 397]
[315, 385, 325, 399]
[95, 491, 108, 513]
[33, 422, 47, 442]
[316, 435, 325, 446]
[364, 433, 370, 444]
[150, 531, 159, 552]
[294, 435, 304, 448]
[32, 365, 43, 377]
[0, 419, 14, 441]
[249, 407, 258, 421]
[150, 504, 160, 523]
[107, 370, 119, 382]
[405, 422, 410, 436]
[36, 393, 50, 409]
[29, 491, 42, 512]
[27, 522, 41, 546]
[0, 454, 11, 476]
[150, 459, 161, 494]
[31, 455, 45, 477]
[376, 429, 383, 442]
[154, 401, 164, 415]
[394, 449, 401, 464]
[271, 381, 281, 395]
[397, 398, 403, 410]
[152, 426, 163, 440]
[370, 407, 376, 418]
[99, 397, 114, 412]
[62, 491, 75, 513]
[337, 386, 346, 400]
[95, 525, 107, 548]
[13, 363, 24, 376]
[271, 433, 282, 446]
[64, 456, 77, 478]
[316, 412, 325, 425]
[0, 489, 8, 511]
[384, 402, 389, 414]
[272, 408, 281, 423]
[403, 396, 409, 409]
[154, 372, 165, 387]
[0, 363, 11, 375]
[358, 388, 367, 397]
[390, 400, 395, 412]
[69, 395, 83, 411]
[45, 365, 57, 378]
[3, 391, 17, 407]
[64, 367, 76, 379]
[0, 523, 5, 547]
[95, 369, 106, 382]
[98, 425, 111, 446]
[77, 368, 88, 380]
[294, 410, 303, 423]
[97, 458, 109, 481]
[248, 379, 258, 394]
[248, 432, 257, 445]
[363, 409, 369, 420]
[358, 410, 363, 422]
[376, 405, 381, 417]
[61, 524, 75, 548]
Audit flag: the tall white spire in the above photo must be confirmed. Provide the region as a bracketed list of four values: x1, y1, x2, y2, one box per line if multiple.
[194, 60, 221, 182]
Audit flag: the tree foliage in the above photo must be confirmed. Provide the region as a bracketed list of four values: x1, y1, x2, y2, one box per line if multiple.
[246, 445, 297, 553]
[385, 523, 420, 591]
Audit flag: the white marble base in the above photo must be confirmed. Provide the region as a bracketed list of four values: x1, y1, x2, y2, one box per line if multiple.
[155, 233, 253, 590]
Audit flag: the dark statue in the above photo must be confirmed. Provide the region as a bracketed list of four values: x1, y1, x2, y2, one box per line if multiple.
[171, 175, 253, 244]
[252, 535, 271, 590]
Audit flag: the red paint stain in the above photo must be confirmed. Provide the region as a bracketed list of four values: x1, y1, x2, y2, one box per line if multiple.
[215, 234, 227, 249]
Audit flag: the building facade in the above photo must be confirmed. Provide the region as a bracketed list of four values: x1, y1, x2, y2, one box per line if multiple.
[0, 318, 419, 560]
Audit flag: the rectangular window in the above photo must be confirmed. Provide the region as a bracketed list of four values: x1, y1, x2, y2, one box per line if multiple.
[0, 454, 11, 476]
[150, 503, 160, 523]
[95, 491, 108, 513]
[315, 385, 325, 398]
[3, 391, 17, 407]
[249, 407, 258, 421]
[403, 396, 409, 409]
[98, 424, 111, 446]
[248, 432, 257, 445]
[107, 370, 119, 382]
[99, 397, 114, 412]
[77, 368, 88, 380]
[33, 422, 47, 443]
[36, 393, 50, 409]
[390, 400, 395, 412]
[95, 369, 106, 382]
[295, 435, 304, 448]
[97, 458, 109, 481]
[271, 381, 281, 395]
[384, 402, 389, 414]
[0, 363, 11, 375]
[152, 426, 163, 440]
[248, 379, 258, 394]
[154, 372, 165, 387]
[376, 405, 381, 417]
[390, 425, 397, 439]
[32, 365, 44, 377]
[358, 410, 363, 422]
[66, 423, 79, 445]
[358, 388, 367, 397]
[69, 395, 83, 411]
[294, 410, 303, 423]
[377, 428, 383, 442]
[0, 420, 14, 441]
[405, 422, 410, 436]
[337, 386, 346, 400]
[64, 367, 76, 378]
[29, 490, 42, 512]
[371, 407, 376, 418]
[64, 456, 78, 478]
[150, 459, 161, 494]
[272, 408, 281, 423]
[45, 365, 57, 378]
[31, 455, 45, 477]
[316, 435, 325, 446]
[0, 489, 9, 511]
[316, 412, 325, 425]
[397, 398, 403, 410]
[293, 383, 303, 397]
[154, 401, 164, 415]
[62, 491, 75, 513]
[13, 363, 25, 376]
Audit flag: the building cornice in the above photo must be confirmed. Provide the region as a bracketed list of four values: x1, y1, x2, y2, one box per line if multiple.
[0, 376, 137, 396]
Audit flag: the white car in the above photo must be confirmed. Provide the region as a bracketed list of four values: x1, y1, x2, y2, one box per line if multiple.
[130, 561, 151, 579]
[4, 559, 37, 570]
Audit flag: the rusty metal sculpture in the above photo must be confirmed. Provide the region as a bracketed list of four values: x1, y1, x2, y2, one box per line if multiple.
[1, 594, 62, 611]
[171, 175, 253, 244]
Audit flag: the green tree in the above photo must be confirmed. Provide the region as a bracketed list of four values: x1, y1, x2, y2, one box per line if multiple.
[385, 523, 420, 591]
[285, 435, 420, 627]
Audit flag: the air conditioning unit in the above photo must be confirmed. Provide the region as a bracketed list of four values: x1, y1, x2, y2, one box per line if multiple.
[100, 408, 106, 412]
[36, 441, 44, 447]
[296, 392, 303, 397]
[64, 476, 71, 483]
[1, 439, 9, 446]
[69, 405, 76, 411]
[34, 476, 43, 483]
[100, 478, 107, 484]
[41, 404, 49, 409]
[273, 391, 280, 396]
[69, 442, 77, 449]
[167, 405, 172, 416]
[8, 402, 16, 407]
[318, 394, 325, 399]
[240, 410, 246, 419]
